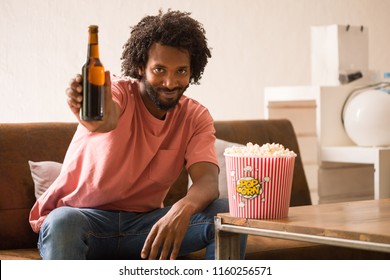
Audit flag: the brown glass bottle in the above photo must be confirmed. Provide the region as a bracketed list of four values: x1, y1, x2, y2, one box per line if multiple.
[81, 25, 105, 121]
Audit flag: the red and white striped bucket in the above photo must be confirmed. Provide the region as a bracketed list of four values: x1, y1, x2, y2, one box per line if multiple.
[224, 155, 295, 219]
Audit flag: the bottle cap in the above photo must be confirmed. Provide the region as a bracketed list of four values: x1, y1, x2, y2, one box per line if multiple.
[88, 25, 99, 33]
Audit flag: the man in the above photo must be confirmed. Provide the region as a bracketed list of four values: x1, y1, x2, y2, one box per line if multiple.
[29, 10, 245, 260]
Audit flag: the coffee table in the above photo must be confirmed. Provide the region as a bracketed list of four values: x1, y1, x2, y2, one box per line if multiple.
[215, 198, 390, 259]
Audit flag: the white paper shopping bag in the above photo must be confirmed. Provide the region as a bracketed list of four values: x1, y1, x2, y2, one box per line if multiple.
[310, 24, 369, 86]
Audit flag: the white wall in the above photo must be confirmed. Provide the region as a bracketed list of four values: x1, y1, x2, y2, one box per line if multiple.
[1, 0, 390, 123]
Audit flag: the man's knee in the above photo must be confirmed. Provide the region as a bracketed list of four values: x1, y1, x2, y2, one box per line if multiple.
[41, 207, 87, 237]
[39, 207, 89, 259]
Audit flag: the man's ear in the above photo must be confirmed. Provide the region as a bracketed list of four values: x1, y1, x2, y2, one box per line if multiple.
[138, 67, 144, 77]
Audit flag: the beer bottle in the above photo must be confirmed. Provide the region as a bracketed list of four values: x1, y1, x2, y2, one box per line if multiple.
[81, 25, 105, 121]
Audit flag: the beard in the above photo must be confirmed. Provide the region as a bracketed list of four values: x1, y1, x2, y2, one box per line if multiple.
[142, 77, 189, 111]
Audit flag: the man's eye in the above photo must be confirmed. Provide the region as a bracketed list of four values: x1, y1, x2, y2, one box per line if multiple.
[178, 69, 188, 75]
[153, 68, 164, 74]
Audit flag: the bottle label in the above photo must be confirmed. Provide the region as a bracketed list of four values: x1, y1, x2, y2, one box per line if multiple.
[88, 60, 105, 86]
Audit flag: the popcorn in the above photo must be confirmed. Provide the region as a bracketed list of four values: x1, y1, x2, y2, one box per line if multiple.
[224, 142, 297, 157]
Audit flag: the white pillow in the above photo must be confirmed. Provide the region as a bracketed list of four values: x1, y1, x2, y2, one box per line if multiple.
[28, 160, 62, 199]
[215, 139, 245, 198]
[188, 139, 244, 198]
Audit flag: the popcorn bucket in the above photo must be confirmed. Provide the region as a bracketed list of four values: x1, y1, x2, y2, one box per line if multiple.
[224, 155, 295, 219]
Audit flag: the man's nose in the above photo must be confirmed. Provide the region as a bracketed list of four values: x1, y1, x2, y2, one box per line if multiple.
[162, 73, 179, 89]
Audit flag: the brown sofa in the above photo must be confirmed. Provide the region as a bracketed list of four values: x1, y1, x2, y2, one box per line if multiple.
[0, 120, 388, 260]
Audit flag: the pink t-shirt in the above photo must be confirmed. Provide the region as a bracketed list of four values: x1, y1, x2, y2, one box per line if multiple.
[29, 76, 218, 233]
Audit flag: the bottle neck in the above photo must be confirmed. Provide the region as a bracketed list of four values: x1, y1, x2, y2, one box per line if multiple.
[87, 32, 100, 59]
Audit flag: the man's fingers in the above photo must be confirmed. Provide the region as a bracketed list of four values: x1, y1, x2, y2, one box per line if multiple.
[142, 225, 176, 260]
[141, 227, 157, 259]
[67, 97, 80, 108]
[75, 74, 82, 83]
[159, 236, 174, 260]
[141, 240, 151, 259]
[169, 239, 182, 260]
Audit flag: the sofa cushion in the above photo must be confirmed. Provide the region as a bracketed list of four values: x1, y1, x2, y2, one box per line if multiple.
[28, 161, 62, 199]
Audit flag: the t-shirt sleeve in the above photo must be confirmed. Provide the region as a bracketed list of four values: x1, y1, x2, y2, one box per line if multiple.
[184, 108, 218, 170]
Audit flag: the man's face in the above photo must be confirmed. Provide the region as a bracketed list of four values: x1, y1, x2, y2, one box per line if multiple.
[139, 43, 191, 117]
[141, 76, 189, 112]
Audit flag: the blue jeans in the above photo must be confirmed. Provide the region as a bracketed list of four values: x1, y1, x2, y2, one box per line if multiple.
[38, 198, 247, 260]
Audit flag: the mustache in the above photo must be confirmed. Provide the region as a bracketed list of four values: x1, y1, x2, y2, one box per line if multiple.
[156, 87, 183, 93]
